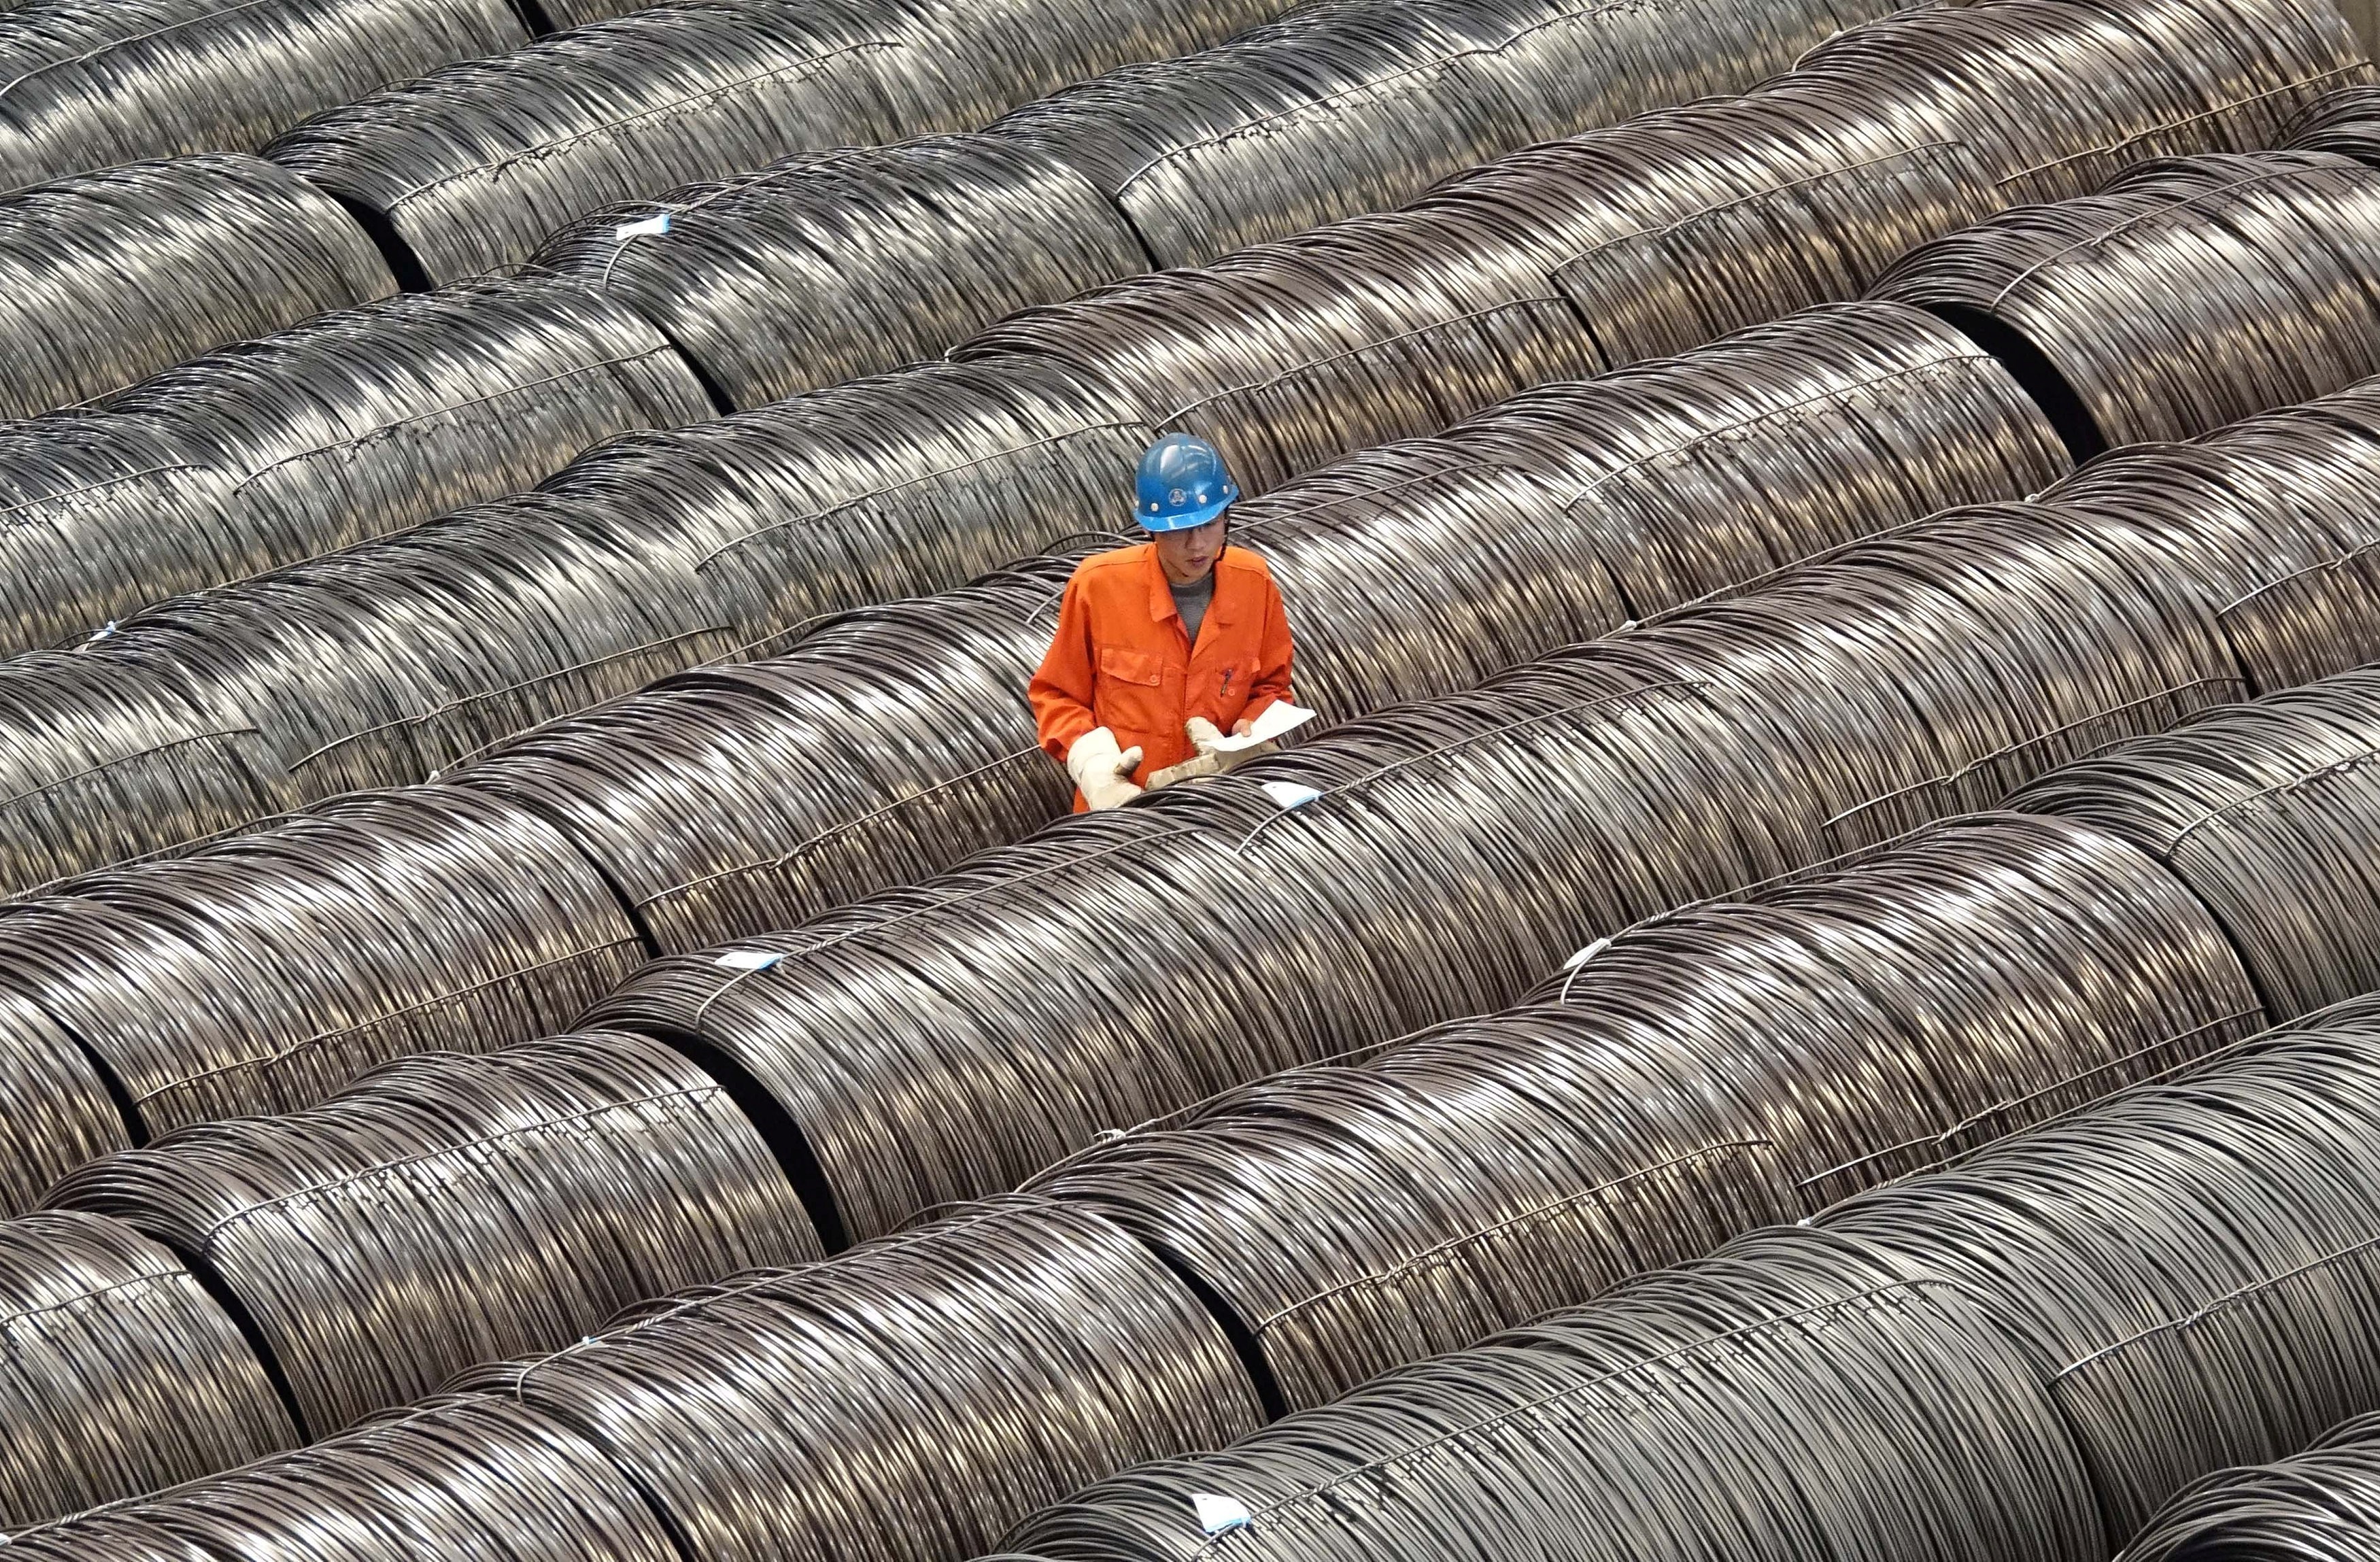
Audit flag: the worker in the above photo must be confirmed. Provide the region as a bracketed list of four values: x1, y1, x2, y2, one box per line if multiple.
[1030, 432, 1295, 811]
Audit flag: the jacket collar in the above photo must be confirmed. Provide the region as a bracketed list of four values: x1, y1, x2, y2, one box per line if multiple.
[1140, 541, 1244, 629]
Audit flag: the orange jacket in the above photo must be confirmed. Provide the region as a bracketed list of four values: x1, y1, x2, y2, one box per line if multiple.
[1030, 543, 1295, 809]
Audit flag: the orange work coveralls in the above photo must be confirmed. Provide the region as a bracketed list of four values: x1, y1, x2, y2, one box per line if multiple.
[1030, 542, 1295, 811]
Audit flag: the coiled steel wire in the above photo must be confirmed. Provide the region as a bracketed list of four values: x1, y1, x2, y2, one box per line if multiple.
[999, 1226, 2107, 1562]
[1436, 0, 2367, 373]
[0, 0, 2319, 895]
[988, 0, 1877, 267]
[1032, 812, 2266, 1410]
[0, 1394, 680, 1562]
[0, 356, 1139, 896]
[1000, 1018, 2380, 1561]
[0, 0, 526, 190]
[0, 786, 646, 1139]
[531, 135, 1149, 407]
[2014, 664, 2380, 1021]
[443, 1198, 1263, 1562]
[76, 356, 1140, 821]
[0, 155, 393, 421]
[2034, 377, 2380, 693]
[0, 651, 297, 895]
[588, 487, 2247, 1242]
[2286, 82, 2380, 160]
[1869, 150, 2380, 454]
[48, 1030, 819, 1435]
[458, 301, 2064, 953]
[519, 0, 2346, 409]
[0, 277, 713, 652]
[1818, 1015, 2380, 1543]
[0, 992, 124, 1219]
[968, 0, 2362, 492]
[0, 264, 2037, 893]
[265, 0, 1300, 284]
[2120, 1414, 2380, 1562]
[0, 1209, 293, 1529]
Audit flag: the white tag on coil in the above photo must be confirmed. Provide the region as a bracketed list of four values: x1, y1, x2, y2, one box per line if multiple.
[713, 949, 782, 972]
[1259, 781, 1322, 812]
[1191, 1493, 1254, 1535]
[613, 213, 672, 240]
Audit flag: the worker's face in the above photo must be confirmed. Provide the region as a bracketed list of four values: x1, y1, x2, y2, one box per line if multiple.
[1154, 515, 1227, 586]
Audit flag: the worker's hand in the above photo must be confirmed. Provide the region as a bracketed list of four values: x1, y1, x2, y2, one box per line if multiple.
[1231, 717, 1255, 737]
[1152, 718, 1229, 790]
[1066, 727, 1143, 811]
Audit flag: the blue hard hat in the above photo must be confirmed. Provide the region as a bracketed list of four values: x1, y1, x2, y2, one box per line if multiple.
[1134, 433, 1239, 532]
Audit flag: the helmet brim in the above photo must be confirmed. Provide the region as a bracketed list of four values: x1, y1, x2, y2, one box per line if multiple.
[1138, 491, 1235, 533]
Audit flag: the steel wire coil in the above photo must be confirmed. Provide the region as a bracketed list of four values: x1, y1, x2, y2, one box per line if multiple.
[532, 0, 2324, 419]
[0, 417, 248, 656]
[0, 991, 124, 1218]
[0, 277, 713, 653]
[0, 651, 297, 897]
[2285, 82, 2380, 160]
[440, 1198, 1263, 1562]
[1436, 0, 2366, 373]
[957, 247, 1602, 497]
[0, 1393, 681, 1562]
[0, 356, 1140, 892]
[989, 0, 1876, 268]
[588, 489, 2244, 1242]
[1781, 0, 2366, 203]
[0, 1209, 293, 1529]
[0, 785, 647, 1140]
[1032, 812, 2266, 1410]
[458, 301, 2061, 954]
[1002, 1016, 2380, 1561]
[0, 0, 2305, 883]
[0, 155, 393, 422]
[76, 356, 1144, 813]
[2032, 375, 2380, 694]
[2013, 664, 2380, 1021]
[265, 0, 1297, 284]
[531, 135, 1149, 407]
[997, 1225, 2105, 1562]
[0, 0, 526, 190]
[573, 353, 1147, 646]
[1817, 1015, 2380, 1543]
[2120, 1414, 2380, 1562]
[101, 490, 751, 804]
[968, 0, 2354, 489]
[1869, 150, 2380, 454]
[460, 554, 1088, 953]
[48, 1030, 820, 1436]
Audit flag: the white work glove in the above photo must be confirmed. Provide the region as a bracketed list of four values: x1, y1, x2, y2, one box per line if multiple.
[1066, 726, 1143, 810]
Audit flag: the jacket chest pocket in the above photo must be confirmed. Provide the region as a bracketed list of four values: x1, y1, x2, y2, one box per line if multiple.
[1202, 660, 1254, 716]
[1096, 646, 1170, 727]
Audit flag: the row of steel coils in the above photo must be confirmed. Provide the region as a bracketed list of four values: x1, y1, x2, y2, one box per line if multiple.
[0, 0, 1920, 645]
[1, 103, 2378, 1179]
[10, 116, 2380, 1562]
[13, 632, 2380, 1557]
[0, 0, 2358, 911]
[7, 0, 2380, 1558]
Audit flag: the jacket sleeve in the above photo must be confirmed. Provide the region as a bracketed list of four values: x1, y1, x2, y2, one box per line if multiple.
[1243, 570, 1296, 723]
[1030, 566, 1101, 762]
